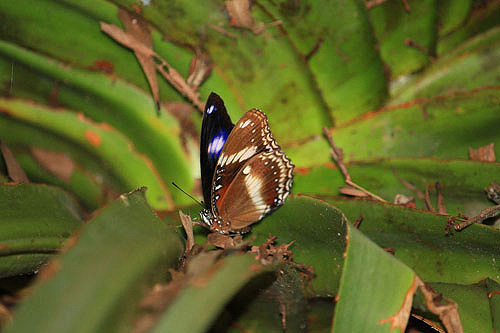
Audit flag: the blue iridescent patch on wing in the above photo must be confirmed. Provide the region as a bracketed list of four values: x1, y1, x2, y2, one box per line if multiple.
[208, 129, 228, 160]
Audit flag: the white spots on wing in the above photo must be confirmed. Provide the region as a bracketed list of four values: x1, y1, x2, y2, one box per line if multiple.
[242, 165, 251, 175]
[207, 104, 216, 114]
[220, 153, 228, 166]
[215, 184, 223, 191]
[240, 119, 251, 128]
[208, 135, 225, 156]
[240, 146, 257, 162]
[219, 146, 258, 166]
[245, 174, 266, 209]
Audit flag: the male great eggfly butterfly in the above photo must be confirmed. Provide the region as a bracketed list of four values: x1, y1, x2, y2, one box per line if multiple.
[200, 92, 294, 234]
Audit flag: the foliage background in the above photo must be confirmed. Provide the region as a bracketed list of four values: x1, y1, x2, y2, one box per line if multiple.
[0, 0, 499, 332]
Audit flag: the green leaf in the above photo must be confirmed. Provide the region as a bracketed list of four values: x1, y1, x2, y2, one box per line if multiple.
[0, 183, 81, 278]
[0, 98, 173, 209]
[333, 224, 416, 332]
[369, 0, 438, 77]
[259, 0, 388, 124]
[427, 281, 494, 332]
[0, 41, 193, 206]
[326, 197, 500, 285]
[5, 188, 183, 333]
[152, 253, 275, 333]
[293, 158, 499, 215]
[251, 195, 348, 296]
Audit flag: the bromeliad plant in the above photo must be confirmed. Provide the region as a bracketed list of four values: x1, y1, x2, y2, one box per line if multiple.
[0, 1, 499, 332]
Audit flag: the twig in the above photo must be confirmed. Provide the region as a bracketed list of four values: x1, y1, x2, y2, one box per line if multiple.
[322, 127, 388, 203]
[405, 38, 436, 60]
[436, 182, 448, 215]
[353, 215, 363, 228]
[154, 55, 204, 112]
[449, 205, 500, 231]
[392, 167, 425, 200]
[424, 184, 436, 212]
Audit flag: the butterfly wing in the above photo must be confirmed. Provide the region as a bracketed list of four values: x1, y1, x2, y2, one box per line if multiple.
[210, 109, 283, 216]
[200, 92, 234, 206]
[217, 150, 294, 229]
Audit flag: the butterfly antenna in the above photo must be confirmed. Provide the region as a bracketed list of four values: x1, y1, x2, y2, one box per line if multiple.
[171, 182, 205, 208]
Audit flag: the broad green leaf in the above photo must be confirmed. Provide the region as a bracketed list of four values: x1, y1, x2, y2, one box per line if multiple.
[5, 188, 183, 333]
[13, 150, 106, 210]
[326, 197, 500, 285]
[437, 0, 473, 37]
[293, 158, 499, 215]
[0, 98, 172, 210]
[0, 183, 81, 278]
[0, 41, 193, 205]
[215, 264, 308, 332]
[288, 86, 500, 166]
[369, 0, 438, 77]
[394, 26, 500, 102]
[259, 0, 388, 124]
[486, 279, 500, 332]
[333, 223, 416, 333]
[251, 195, 348, 296]
[437, 3, 500, 55]
[429, 281, 494, 332]
[152, 253, 275, 333]
[113, 0, 332, 143]
[0, 0, 192, 101]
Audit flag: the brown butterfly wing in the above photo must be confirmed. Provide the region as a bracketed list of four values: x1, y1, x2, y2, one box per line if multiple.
[216, 150, 294, 229]
[210, 109, 281, 215]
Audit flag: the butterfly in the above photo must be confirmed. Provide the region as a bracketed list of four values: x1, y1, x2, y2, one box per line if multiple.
[199, 92, 294, 234]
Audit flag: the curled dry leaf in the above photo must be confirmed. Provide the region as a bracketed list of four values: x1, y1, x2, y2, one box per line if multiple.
[224, 0, 281, 34]
[417, 279, 464, 333]
[179, 210, 194, 254]
[436, 182, 448, 215]
[394, 194, 416, 208]
[206, 233, 243, 249]
[485, 181, 500, 204]
[380, 275, 463, 333]
[187, 51, 213, 89]
[117, 9, 160, 111]
[339, 185, 369, 198]
[100, 14, 204, 111]
[468, 143, 496, 162]
[31, 148, 75, 182]
[0, 142, 29, 183]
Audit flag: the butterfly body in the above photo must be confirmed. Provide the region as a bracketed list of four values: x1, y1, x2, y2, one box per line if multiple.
[200, 93, 294, 234]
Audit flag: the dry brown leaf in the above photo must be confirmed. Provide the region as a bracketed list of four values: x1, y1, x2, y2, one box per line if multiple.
[468, 143, 496, 162]
[101, 15, 204, 112]
[485, 181, 500, 204]
[339, 185, 368, 197]
[31, 148, 75, 182]
[224, 0, 281, 34]
[0, 142, 28, 183]
[100, 22, 155, 57]
[179, 210, 194, 254]
[187, 52, 213, 89]
[207, 233, 242, 249]
[117, 9, 160, 110]
[225, 0, 261, 32]
[418, 279, 463, 333]
[436, 182, 447, 215]
[394, 194, 414, 206]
